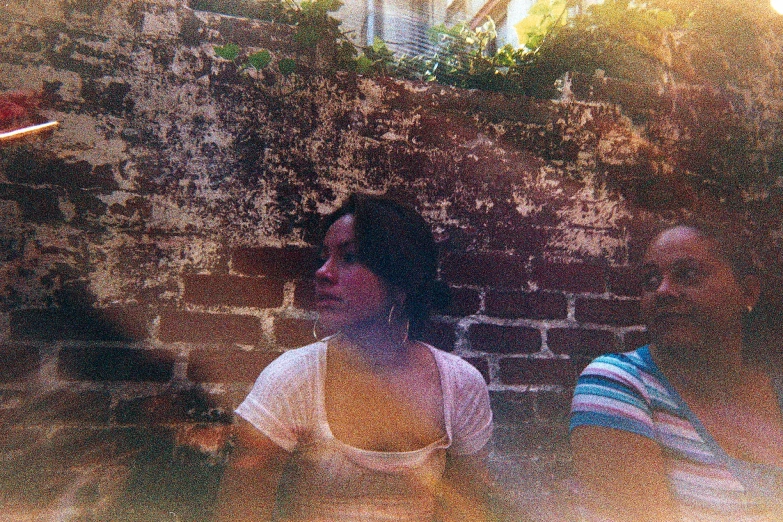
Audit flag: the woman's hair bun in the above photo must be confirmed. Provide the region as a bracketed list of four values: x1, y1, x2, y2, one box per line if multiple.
[429, 280, 451, 312]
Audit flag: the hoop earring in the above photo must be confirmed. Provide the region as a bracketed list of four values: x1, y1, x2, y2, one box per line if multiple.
[387, 304, 409, 346]
[401, 320, 410, 346]
[313, 314, 320, 340]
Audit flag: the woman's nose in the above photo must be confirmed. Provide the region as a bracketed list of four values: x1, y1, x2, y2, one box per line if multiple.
[655, 275, 680, 297]
[315, 257, 336, 281]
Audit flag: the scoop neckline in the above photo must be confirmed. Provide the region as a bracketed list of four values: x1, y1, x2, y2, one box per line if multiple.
[640, 345, 783, 474]
[317, 339, 451, 456]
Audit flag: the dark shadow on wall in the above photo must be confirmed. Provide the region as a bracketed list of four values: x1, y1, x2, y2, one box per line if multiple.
[2, 286, 232, 521]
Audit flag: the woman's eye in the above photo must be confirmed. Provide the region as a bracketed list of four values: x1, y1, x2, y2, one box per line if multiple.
[641, 274, 661, 291]
[674, 267, 700, 284]
[343, 252, 358, 264]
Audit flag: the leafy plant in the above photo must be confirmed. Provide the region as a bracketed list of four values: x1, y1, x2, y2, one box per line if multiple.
[207, 0, 360, 76]
[246, 50, 272, 70]
[514, 0, 568, 51]
[206, 0, 780, 106]
[278, 57, 297, 75]
[381, 19, 535, 94]
[355, 38, 396, 75]
[213, 43, 241, 61]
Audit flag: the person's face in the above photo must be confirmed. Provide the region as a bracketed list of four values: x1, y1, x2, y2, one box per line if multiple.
[314, 214, 392, 333]
[640, 226, 758, 352]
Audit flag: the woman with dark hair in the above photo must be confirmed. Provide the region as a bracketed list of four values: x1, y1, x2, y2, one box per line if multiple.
[216, 194, 494, 521]
[569, 221, 783, 521]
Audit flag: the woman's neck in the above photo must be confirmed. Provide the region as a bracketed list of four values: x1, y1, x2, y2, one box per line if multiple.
[651, 334, 749, 399]
[335, 326, 415, 372]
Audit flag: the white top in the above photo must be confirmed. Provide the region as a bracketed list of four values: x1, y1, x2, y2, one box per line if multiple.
[236, 340, 493, 522]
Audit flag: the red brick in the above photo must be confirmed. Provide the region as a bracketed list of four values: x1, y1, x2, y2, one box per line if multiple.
[58, 346, 174, 382]
[183, 274, 284, 308]
[607, 265, 643, 297]
[531, 262, 605, 293]
[115, 395, 190, 425]
[440, 252, 528, 288]
[95, 305, 152, 339]
[294, 279, 316, 310]
[158, 311, 261, 344]
[485, 222, 548, 255]
[547, 328, 618, 359]
[574, 297, 642, 326]
[445, 287, 481, 316]
[420, 320, 457, 352]
[0, 344, 39, 381]
[187, 347, 282, 383]
[468, 324, 541, 354]
[485, 290, 567, 319]
[275, 317, 319, 348]
[231, 246, 319, 279]
[624, 329, 650, 351]
[499, 357, 576, 386]
[463, 356, 490, 384]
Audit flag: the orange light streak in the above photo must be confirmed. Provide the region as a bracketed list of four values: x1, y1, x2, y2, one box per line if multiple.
[0, 121, 59, 141]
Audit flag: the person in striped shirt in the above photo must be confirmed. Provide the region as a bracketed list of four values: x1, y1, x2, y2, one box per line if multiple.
[570, 221, 783, 521]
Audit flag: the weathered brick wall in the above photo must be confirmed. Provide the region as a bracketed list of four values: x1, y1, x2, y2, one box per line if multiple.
[2, 0, 782, 519]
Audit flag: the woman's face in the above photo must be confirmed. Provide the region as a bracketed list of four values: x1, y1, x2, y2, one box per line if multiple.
[314, 214, 392, 333]
[640, 226, 757, 352]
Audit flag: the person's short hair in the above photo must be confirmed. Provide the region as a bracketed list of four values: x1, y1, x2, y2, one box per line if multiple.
[666, 219, 758, 278]
[323, 193, 450, 339]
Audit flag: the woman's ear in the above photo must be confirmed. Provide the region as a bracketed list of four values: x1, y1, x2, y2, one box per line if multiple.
[390, 287, 407, 312]
[741, 274, 761, 310]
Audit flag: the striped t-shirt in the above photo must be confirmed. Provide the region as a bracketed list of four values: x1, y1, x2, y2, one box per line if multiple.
[570, 346, 783, 521]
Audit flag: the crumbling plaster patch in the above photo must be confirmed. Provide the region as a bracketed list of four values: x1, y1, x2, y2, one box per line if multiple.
[88, 232, 224, 305]
[2, 0, 66, 25]
[357, 77, 387, 116]
[141, 9, 182, 38]
[596, 128, 646, 165]
[0, 64, 83, 103]
[145, 194, 222, 233]
[48, 112, 128, 165]
[547, 227, 628, 263]
[0, 224, 89, 308]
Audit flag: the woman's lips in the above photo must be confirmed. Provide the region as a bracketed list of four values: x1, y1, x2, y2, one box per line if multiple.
[649, 312, 693, 327]
[315, 294, 341, 308]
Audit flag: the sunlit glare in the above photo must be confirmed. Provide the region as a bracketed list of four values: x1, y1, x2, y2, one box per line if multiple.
[772, 0, 783, 15]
